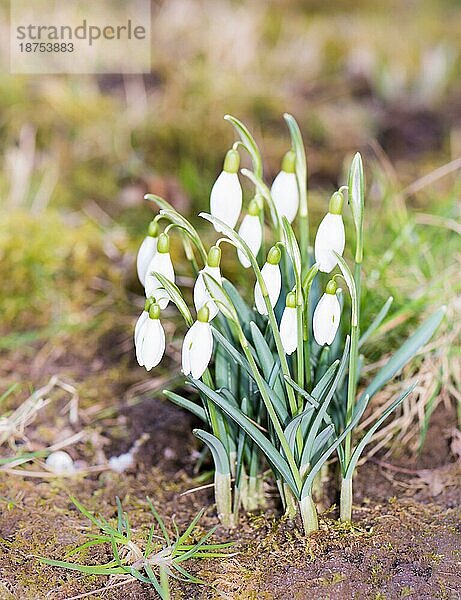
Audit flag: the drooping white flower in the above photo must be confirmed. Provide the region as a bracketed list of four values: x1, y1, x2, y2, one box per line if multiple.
[210, 149, 242, 231]
[313, 280, 341, 346]
[280, 292, 298, 355]
[135, 304, 166, 371]
[254, 247, 282, 315]
[270, 150, 299, 223]
[137, 220, 158, 284]
[237, 198, 262, 268]
[182, 306, 213, 379]
[193, 246, 222, 320]
[144, 233, 175, 309]
[314, 191, 345, 273]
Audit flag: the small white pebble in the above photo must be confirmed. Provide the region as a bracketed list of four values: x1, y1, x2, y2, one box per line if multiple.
[108, 452, 134, 474]
[45, 451, 75, 475]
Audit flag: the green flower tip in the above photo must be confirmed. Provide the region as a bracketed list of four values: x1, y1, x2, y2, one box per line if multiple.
[286, 291, 296, 308]
[267, 246, 281, 265]
[207, 245, 221, 268]
[325, 279, 338, 295]
[329, 190, 344, 215]
[157, 232, 170, 254]
[223, 149, 240, 174]
[147, 220, 159, 238]
[144, 296, 156, 312]
[282, 150, 296, 174]
[149, 302, 161, 320]
[197, 305, 210, 323]
[248, 197, 261, 216]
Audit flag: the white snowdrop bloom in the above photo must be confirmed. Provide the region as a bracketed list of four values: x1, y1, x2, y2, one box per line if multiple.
[193, 247, 222, 320]
[136, 221, 158, 284]
[45, 451, 75, 475]
[237, 198, 262, 268]
[134, 308, 149, 347]
[254, 247, 282, 315]
[210, 149, 242, 231]
[280, 292, 298, 355]
[314, 191, 345, 273]
[135, 304, 165, 371]
[270, 150, 299, 224]
[144, 233, 175, 309]
[313, 280, 341, 346]
[182, 306, 213, 380]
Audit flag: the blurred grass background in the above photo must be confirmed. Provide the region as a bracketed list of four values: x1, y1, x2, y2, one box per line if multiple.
[0, 0, 459, 436]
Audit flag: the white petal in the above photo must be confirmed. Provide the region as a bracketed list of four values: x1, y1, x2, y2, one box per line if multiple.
[280, 306, 298, 355]
[145, 252, 175, 307]
[254, 263, 281, 315]
[193, 266, 221, 319]
[134, 311, 148, 346]
[313, 293, 341, 346]
[210, 171, 242, 231]
[135, 316, 148, 366]
[136, 236, 157, 284]
[189, 321, 213, 379]
[271, 171, 299, 223]
[237, 215, 262, 268]
[181, 326, 194, 376]
[314, 213, 345, 273]
[142, 318, 165, 371]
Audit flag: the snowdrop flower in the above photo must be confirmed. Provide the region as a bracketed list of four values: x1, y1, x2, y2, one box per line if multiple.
[210, 149, 242, 231]
[193, 246, 222, 320]
[280, 291, 298, 355]
[182, 306, 213, 379]
[135, 302, 166, 371]
[145, 233, 175, 308]
[45, 451, 75, 475]
[136, 220, 158, 285]
[314, 190, 345, 273]
[237, 197, 263, 268]
[313, 280, 341, 346]
[254, 246, 282, 315]
[270, 150, 299, 223]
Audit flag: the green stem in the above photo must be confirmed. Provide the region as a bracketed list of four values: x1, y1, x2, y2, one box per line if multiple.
[160, 566, 170, 599]
[344, 261, 361, 467]
[215, 471, 235, 529]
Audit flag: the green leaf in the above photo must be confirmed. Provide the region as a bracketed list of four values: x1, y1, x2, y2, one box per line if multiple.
[363, 308, 445, 400]
[344, 385, 416, 479]
[282, 217, 302, 284]
[193, 430, 230, 475]
[224, 114, 263, 177]
[163, 390, 207, 422]
[359, 296, 394, 347]
[283, 113, 307, 216]
[250, 322, 285, 402]
[284, 406, 315, 455]
[211, 327, 252, 377]
[202, 273, 238, 322]
[152, 272, 193, 327]
[311, 360, 340, 402]
[283, 375, 319, 409]
[192, 380, 298, 494]
[222, 279, 253, 325]
[240, 168, 280, 229]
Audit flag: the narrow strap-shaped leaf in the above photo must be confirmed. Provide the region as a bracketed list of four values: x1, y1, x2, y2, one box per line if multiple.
[211, 327, 252, 377]
[333, 253, 358, 326]
[311, 360, 340, 401]
[222, 279, 253, 325]
[193, 430, 230, 475]
[250, 322, 286, 403]
[151, 272, 193, 326]
[192, 380, 298, 494]
[284, 406, 315, 456]
[202, 272, 238, 322]
[163, 390, 207, 422]
[309, 424, 336, 461]
[304, 337, 350, 464]
[284, 375, 319, 408]
[344, 384, 416, 479]
[359, 296, 394, 348]
[348, 153, 364, 263]
[363, 307, 445, 400]
[282, 217, 302, 284]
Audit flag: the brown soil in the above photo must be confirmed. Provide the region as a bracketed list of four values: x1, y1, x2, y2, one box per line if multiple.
[0, 332, 460, 600]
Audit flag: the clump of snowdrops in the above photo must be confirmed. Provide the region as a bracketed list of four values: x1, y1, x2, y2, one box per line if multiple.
[134, 114, 444, 534]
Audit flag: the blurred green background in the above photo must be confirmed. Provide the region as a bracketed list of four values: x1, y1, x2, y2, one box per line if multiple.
[0, 0, 459, 432]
